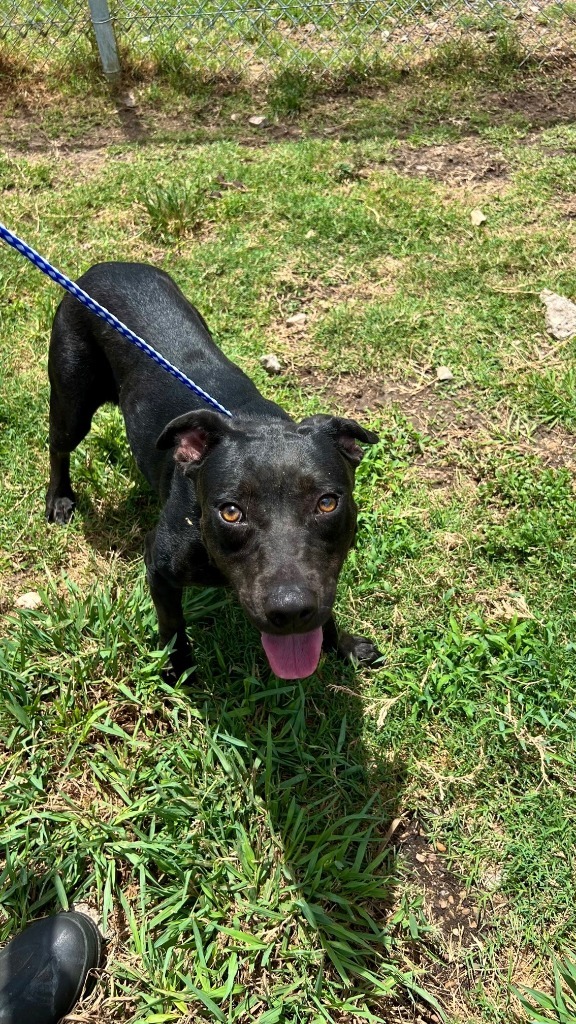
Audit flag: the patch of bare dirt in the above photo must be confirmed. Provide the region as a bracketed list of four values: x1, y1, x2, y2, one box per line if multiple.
[397, 820, 484, 952]
[487, 83, 576, 127]
[531, 423, 576, 469]
[390, 139, 508, 189]
[3, 70, 576, 162]
[561, 197, 576, 220]
[386, 818, 511, 1022]
[292, 369, 576, 478]
[294, 368, 486, 432]
[273, 255, 400, 303]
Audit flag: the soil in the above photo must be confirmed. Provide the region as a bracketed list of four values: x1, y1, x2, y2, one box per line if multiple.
[531, 423, 576, 469]
[294, 366, 486, 434]
[397, 819, 483, 951]
[383, 817, 509, 1022]
[292, 367, 576, 484]
[2, 64, 576, 158]
[389, 139, 509, 188]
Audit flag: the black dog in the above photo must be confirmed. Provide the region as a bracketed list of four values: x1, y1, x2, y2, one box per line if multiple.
[46, 263, 381, 679]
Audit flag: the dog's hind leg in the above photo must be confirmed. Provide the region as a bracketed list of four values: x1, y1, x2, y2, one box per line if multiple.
[45, 313, 117, 524]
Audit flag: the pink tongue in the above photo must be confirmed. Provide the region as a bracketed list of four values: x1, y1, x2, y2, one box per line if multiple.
[261, 627, 323, 679]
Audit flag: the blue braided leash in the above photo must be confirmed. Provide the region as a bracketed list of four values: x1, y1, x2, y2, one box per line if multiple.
[0, 222, 233, 418]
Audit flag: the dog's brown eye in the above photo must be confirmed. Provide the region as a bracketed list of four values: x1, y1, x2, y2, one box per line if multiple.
[220, 504, 243, 524]
[317, 494, 338, 514]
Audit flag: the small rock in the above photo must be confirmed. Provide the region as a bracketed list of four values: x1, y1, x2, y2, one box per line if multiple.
[286, 312, 307, 326]
[438, 899, 449, 909]
[470, 208, 487, 226]
[415, 852, 427, 863]
[260, 353, 283, 375]
[305, 229, 316, 239]
[248, 115, 268, 127]
[540, 288, 576, 340]
[436, 365, 454, 382]
[435, 841, 447, 852]
[15, 591, 42, 610]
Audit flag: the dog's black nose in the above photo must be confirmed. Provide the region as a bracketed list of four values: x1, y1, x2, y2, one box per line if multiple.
[264, 586, 318, 631]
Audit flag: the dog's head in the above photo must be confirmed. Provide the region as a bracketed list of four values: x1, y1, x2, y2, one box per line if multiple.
[157, 410, 378, 678]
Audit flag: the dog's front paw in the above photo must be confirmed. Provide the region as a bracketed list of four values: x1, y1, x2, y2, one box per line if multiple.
[162, 633, 195, 685]
[163, 659, 196, 686]
[338, 633, 384, 667]
[46, 495, 75, 525]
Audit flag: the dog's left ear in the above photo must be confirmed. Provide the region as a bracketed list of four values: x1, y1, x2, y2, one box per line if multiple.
[156, 409, 234, 466]
[298, 415, 379, 466]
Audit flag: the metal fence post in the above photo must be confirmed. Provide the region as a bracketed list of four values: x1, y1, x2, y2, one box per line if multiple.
[87, 0, 121, 84]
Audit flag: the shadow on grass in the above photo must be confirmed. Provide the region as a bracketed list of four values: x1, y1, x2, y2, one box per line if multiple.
[198, 643, 411, 1014]
[0, 558, 421, 1019]
[3, 35, 576, 157]
[77, 482, 157, 561]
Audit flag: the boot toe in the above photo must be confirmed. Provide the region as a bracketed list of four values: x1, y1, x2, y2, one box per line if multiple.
[0, 911, 102, 1024]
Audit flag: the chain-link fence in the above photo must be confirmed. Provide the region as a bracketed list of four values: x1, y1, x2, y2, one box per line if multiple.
[1, 0, 575, 81]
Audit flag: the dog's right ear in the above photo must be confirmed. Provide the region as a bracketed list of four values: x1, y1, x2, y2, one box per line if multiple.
[156, 410, 233, 466]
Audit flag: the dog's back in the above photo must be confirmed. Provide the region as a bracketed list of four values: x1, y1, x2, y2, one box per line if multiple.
[48, 262, 284, 494]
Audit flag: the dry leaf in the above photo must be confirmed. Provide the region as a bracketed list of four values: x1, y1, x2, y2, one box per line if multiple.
[15, 591, 43, 610]
[435, 365, 454, 382]
[215, 175, 248, 192]
[117, 90, 137, 109]
[493, 594, 535, 621]
[470, 208, 487, 226]
[375, 692, 403, 729]
[260, 353, 283, 375]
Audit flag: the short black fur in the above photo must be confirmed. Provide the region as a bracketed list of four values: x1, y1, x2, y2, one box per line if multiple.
[46, 262, 382, 678]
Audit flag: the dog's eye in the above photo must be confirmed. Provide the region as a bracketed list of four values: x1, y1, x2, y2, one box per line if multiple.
[219, 504, 243, 524]
[317, 494, 339, 514]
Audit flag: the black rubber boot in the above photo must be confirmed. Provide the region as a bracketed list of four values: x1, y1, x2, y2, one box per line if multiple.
[0, 911, 102, 1024]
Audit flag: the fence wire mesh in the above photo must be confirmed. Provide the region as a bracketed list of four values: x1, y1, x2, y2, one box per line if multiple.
[0, 2, 92, 63]
[1, 0, 575, 79]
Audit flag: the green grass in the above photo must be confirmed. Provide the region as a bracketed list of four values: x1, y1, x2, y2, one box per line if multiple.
[515, 954, 576, 1023]
[1, 54, 576, 1023]
[0, 3, 536, 87]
